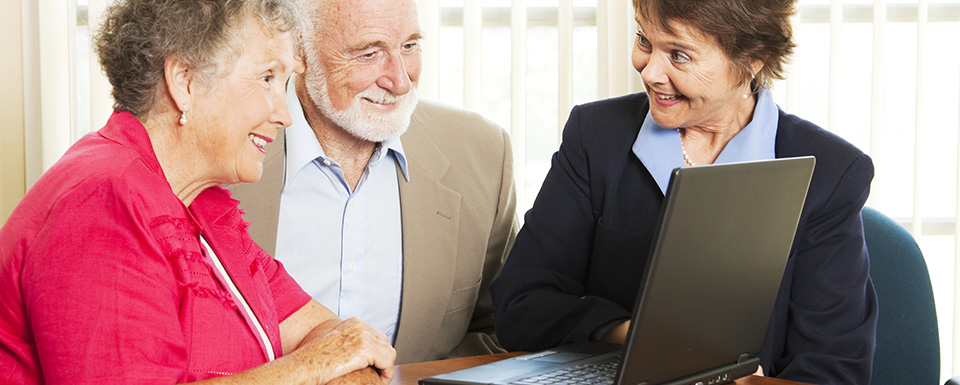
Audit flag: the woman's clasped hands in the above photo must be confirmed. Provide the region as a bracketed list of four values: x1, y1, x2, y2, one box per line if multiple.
[291, 317, 396, 385]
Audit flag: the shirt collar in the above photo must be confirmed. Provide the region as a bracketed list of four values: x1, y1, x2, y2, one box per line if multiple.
[99, 110, 240, 221]
[282, 79, 409, 190]
[378, 135, 409, 181]
[634, 88, 779, 195]
[99, 110, 164, 176]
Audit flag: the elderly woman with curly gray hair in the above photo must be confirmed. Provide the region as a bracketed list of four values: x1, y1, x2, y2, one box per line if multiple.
[0, 0, 394, 384]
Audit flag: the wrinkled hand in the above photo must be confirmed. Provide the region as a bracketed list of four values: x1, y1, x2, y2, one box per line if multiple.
[292, 317, 395, 385]
[326, 367, 384, 385]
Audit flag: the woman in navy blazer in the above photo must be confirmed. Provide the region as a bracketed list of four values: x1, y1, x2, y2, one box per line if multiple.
[490, 1, 878, 384]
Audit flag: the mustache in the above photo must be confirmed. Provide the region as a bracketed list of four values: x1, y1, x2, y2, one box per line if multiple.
[357, 88, 408, 105]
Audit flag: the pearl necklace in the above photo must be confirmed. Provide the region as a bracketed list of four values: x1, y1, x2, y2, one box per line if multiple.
[678, 129, 695, 166]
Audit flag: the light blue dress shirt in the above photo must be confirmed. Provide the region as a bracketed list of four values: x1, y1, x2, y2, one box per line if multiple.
[276, 86, 409, 343]
[634, 88, 780, 195]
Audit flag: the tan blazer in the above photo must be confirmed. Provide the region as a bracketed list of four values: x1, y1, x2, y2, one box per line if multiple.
[229, 100, 519, 364]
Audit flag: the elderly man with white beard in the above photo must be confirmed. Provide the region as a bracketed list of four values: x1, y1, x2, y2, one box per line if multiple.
[230, 0, 519, 366]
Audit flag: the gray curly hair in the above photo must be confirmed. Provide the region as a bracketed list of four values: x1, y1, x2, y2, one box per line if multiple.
[94, 0, 307, 119]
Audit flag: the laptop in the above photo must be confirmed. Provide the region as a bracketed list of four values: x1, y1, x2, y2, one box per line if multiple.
[420, 156, 816, 385]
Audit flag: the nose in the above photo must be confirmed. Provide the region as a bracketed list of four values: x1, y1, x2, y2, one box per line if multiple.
[638, 50, 669, 86]
[376, 51, 412, 96]
[271, 88, 293, 129]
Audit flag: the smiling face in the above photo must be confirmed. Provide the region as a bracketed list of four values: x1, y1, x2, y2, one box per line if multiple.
[301, 0, 422, 142]
[631, 13, 756, 131]
[190, 22, 298, 184]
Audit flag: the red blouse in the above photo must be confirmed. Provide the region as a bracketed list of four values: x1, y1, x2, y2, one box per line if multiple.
[0, 111, 311, 384]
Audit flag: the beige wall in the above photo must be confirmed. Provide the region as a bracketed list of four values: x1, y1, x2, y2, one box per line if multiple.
[1, 0, 26, 225]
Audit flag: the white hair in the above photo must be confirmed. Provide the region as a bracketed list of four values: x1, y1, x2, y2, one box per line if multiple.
[298, 0, 419, 142]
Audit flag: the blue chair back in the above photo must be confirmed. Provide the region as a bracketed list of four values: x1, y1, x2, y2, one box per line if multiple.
[862, 207, 939, 385]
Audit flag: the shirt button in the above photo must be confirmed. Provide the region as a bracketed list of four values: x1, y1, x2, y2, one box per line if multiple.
[348, 262, 357, 271]
[349, 199, 358, 207]
[322, 159, 331, 166]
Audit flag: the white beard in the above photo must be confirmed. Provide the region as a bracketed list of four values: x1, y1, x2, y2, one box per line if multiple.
[302, 47, 418, 143]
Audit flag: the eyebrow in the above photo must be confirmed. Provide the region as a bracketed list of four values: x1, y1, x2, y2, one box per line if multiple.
[406, 32, 424, 42]
[268, 51, 298, 73]
[635, 20, 699, 54]
[352, 33, 424, 53]
[353, 40, 388, 53]
[668, 41, 698, 53]
[273, 59, 292, 73]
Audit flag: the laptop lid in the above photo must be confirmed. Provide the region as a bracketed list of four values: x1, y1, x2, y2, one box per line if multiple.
[617, 156, 815, 385]
[420, 156, 815, 385]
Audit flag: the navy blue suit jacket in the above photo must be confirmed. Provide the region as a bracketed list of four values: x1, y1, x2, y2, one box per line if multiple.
[491, 93, 878, 384]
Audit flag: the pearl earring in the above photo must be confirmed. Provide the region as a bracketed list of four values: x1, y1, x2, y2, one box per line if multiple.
[179, 111, 187, 125]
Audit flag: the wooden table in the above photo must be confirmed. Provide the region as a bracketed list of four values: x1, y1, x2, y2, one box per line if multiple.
[391, 352, 808, 385]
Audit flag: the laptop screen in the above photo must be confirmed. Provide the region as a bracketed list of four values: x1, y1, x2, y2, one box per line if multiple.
[618, 156, 814, 385]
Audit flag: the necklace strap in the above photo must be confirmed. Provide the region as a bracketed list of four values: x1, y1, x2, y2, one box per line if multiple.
[678, 129, 695, 166]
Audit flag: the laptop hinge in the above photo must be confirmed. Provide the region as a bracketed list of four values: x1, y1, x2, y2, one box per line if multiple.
[737, 353, 751, 365]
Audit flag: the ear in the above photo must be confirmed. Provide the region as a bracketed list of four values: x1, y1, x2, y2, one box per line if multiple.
[164, 55, 196, 114]
[749, 59, 765, 80]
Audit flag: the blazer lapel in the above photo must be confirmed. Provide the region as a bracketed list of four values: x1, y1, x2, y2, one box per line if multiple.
[392, 118, 462, 362]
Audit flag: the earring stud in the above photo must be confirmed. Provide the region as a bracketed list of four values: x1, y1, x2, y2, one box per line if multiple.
[179, 111, 187, 125]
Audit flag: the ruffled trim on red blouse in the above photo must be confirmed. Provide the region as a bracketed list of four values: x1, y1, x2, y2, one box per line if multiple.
[150, 215, 238, 311]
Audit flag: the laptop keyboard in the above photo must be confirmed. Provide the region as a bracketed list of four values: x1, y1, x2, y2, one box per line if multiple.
[508, 359, 619, 385]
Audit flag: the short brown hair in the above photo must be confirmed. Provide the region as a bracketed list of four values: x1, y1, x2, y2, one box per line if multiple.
[633, 0, 796, 91]
[94, 0, 306, 119]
